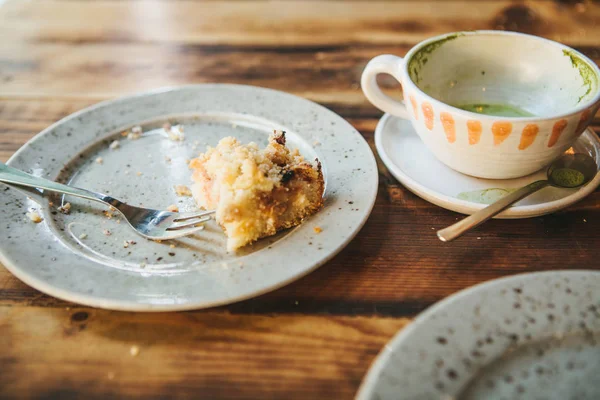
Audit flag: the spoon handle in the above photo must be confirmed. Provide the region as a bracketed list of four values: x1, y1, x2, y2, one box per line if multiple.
[437, 180, 549, 242]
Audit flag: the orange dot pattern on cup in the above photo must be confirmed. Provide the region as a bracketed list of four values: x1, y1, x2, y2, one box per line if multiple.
[548, 119, 568, 147]
[492, 122, 512, 146]
[518, 124, 539, 150]
[575, 109, 591, 135]
[439, 112, 456, 143]
[422, 102, 434, 130]
[410, 95, 418, 120]
[466, 120, 482, 145]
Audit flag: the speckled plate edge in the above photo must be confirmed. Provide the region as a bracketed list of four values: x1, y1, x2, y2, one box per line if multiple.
[356, 269, 600, 399]
[376, 113, 600, 218]
[0, 84, 379, 311]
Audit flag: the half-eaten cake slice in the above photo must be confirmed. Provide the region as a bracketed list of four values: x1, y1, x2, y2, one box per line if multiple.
[189, 130, 324, 251]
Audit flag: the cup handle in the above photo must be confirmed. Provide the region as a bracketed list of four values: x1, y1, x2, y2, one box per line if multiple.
[361, 54, 411, 119]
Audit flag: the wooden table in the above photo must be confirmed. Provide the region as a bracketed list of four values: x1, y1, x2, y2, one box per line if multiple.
[1, 1, 599, 398]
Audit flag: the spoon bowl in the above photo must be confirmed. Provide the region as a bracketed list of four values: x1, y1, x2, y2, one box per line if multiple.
[547, 153, 598, 188]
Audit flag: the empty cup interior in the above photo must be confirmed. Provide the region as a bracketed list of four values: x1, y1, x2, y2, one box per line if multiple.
[408, 33, 599, 117]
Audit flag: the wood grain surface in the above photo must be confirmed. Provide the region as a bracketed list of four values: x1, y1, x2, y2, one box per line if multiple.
[1, 0, 600, 399]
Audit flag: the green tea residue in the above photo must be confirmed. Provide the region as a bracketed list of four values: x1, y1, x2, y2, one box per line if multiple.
[454, 103, 534, 117]
[457, 188, 517, 204]
[550, 167, 585, 188]
[563, 49, 598, 103]
[408, 34, 463, 84]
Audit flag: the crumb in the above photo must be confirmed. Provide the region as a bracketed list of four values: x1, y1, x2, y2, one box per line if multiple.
[313, 226, 322, 234]
[295, 301, 299, 305]
[163, 122, 172, 132]
[139, 262, 147, 269]
[123, 241, 130, 248]
[128, 126, 142, 140]
[48, 201, 54, 207]
[79, 233, 88, 240]
[109, 206, 117, 211]
[136, 171, 142, 176]
[116, 219, 121, 224]
[169, 244, 175, 249]
[58, 202, 71, 214]
[166, 124, 185, 141]
[477, 237, 481, 240]
[174, 184, 192, 197]
[129, 345, 140, 356]
[26, 211, 43, 223]
[583, 218, 587, 223]
[120, 130, 128, 137]
[154, 239, 162, 243]
[313, 140, 320, 146]
[185, 159, 191, 166]
[165, 156, 172, 164]
[107, 372, 115, 380]
[167, 204, 179, 212]
[109, 140, 120, 150]
[168, 252, 175, 256]
[103, 229, 111, 236]
[95, 157, 103, 165]
[431, 227, 435, 230]
[124, 170, 130, 175]
[103, 210, 114, 219]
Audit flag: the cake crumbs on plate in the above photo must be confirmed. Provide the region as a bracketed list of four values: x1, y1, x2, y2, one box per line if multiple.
[103, 210, 114, 219]
[127, 125, 143, 140]
[174, 184, 192, 197]
[129, 345, 140, 356]
[169, 244, 175, 249]
[167, 204, 179, 212]
[313, 226, 322, 234]
[313, 140, 320, 146]
[103, 229, 111, 236]
[123, 240, 137, 248]
[79, 233, 88, 240]
[165, 156, 172, 164]
[109, 140, 120, 150]
[95, 157, 103, 165]
[139, 261, 147, 269]
[26, 210, 43, 223]
[136, 171, 142, 176]
[58, 202, 71, 214]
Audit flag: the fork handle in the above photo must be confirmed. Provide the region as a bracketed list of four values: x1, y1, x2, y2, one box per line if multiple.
[0, 162, 121, 207]
[437, 180, 550, 242]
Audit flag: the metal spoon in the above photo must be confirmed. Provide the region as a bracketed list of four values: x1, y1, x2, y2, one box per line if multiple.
[437, 153, 598, 242]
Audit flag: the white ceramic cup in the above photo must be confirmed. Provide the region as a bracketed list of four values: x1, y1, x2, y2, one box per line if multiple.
[362, 31, 600, 179]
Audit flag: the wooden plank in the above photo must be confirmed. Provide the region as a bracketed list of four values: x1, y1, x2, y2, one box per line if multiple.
[0, 1, 599, 98]
[1, 0, 599, 46]
[0, 306, 409, 399]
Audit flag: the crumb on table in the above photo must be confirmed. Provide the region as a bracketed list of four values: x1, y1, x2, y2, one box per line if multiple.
[127, 125, 142, 140]
[26, 211, 43, 223]
[103, 229, 111, 236]
[167, 204, 179, 212]
[174, 184, 192, 197]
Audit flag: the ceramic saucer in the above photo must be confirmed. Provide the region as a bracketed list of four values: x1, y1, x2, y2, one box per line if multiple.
[375, 114, 600, 218]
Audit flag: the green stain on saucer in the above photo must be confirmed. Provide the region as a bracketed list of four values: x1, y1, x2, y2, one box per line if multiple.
[550, 167, 585, 188]
[409, 34, 463, 84]
[563, 49, 598, 103]
[457, 188, 517, 204]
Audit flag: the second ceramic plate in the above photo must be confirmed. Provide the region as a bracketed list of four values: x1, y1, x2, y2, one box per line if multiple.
[376, 114, 600, 218]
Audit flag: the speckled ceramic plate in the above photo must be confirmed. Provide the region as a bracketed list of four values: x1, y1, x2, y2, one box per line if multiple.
[376, 114, 600, 218]
[0, 84, 377, 311]
[357, 270, 600, 400]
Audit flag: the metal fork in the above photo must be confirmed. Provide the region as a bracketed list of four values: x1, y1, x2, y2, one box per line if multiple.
[0, 162, 214, 240]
